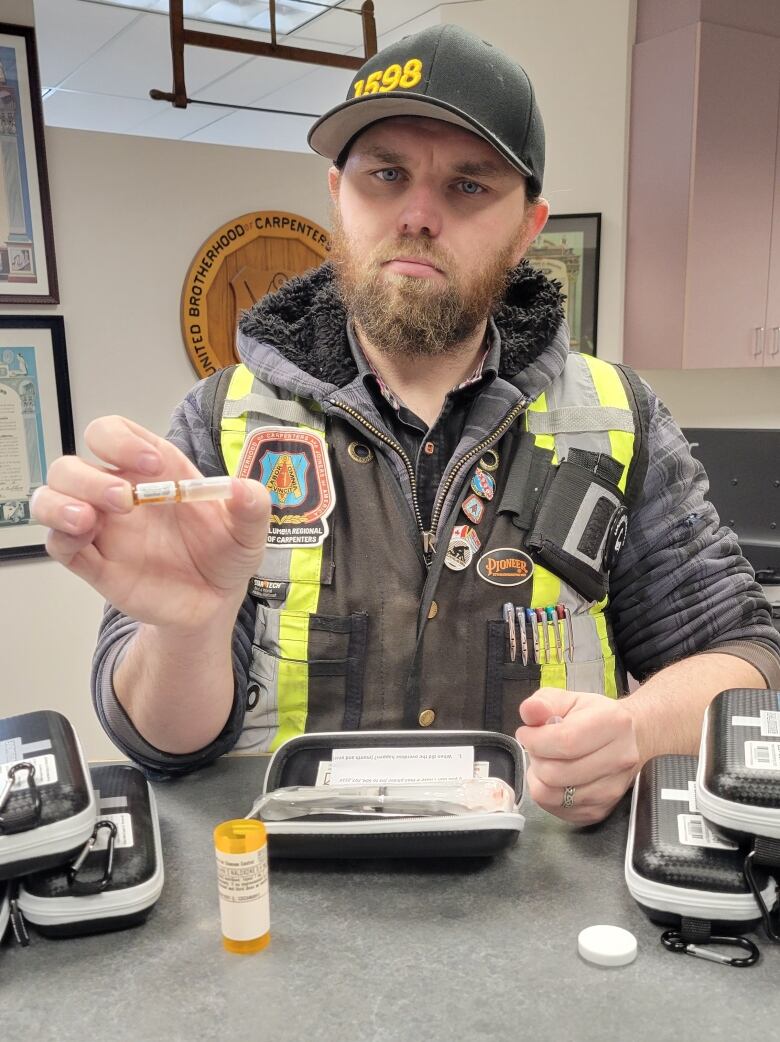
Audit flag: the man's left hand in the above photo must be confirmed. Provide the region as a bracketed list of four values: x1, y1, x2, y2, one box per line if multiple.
[516, 688, 640, 825]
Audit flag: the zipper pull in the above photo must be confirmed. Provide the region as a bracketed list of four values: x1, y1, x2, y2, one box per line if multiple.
[422, 530, 437, 555]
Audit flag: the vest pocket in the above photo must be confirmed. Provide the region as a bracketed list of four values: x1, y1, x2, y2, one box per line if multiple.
[249, 608, 369, 734]
[484, 620, 539, 736]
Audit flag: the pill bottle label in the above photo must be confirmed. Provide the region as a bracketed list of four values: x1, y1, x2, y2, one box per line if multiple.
[216, 845, 270, 942]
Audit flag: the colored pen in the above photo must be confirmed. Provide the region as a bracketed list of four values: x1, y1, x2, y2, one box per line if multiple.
[503, 602, 517, 663]
[515, 607, 528, 667]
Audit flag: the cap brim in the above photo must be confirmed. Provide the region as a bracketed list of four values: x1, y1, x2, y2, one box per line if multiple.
[308, 93, 534, 181]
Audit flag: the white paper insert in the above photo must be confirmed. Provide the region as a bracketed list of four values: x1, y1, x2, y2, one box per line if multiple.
[0, 753, 58, 788]
[93, 812, 134, 850]
[329, 746, 475, 786]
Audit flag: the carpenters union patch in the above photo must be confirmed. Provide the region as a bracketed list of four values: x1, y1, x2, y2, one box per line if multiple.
[237, 427, 335, 547]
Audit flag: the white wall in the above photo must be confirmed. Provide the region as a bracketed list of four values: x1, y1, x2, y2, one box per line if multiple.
[2, 0, 777, 759]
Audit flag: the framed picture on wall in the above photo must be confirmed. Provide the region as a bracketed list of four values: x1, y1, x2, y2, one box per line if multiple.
[526, 213, 601, 355]
[0, 316, 73, 561]
[0, 22, 58, 303]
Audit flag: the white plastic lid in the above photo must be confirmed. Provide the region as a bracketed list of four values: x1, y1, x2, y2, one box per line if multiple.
[577, 924, 637, 967]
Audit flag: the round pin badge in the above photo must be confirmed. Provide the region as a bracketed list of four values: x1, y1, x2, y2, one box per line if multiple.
[471, 468, 496, 501]
[478, 449, 500, 473]
[444, 537, 473, 571]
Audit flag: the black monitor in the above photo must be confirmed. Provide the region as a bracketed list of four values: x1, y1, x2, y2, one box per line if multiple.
[681, 428, 780, 582]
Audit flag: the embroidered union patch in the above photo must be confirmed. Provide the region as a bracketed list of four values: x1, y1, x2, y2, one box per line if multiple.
[237, 427, 335, 547]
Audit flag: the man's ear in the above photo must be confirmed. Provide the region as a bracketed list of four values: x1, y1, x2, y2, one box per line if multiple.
[328, 166, 341, 203]
[512, 198, 550, 266]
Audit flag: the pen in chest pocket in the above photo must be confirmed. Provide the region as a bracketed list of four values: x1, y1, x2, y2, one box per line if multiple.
[502, 604, 574, 667]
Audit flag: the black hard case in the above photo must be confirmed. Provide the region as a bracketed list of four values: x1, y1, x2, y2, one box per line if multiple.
[18, 764, 164, 937]
[625, 754, 774, 931]
[696, 689, 780, 841]
[0, 711, 96, 880]
[254, 730, 526, 859]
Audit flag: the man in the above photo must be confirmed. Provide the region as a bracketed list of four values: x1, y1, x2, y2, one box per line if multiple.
[33, 25, 780, 825]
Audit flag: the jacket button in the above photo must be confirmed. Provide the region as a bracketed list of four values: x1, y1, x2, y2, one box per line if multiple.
[418, 709, 436, 727]
[427, 601, 438, 620]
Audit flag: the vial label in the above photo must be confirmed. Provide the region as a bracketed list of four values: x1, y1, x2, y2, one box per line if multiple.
[216, 846, 270, 942]
[134, 481, 177, 503]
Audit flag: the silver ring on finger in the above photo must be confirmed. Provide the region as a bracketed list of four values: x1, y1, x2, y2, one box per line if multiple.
[562, 785, 576, 809]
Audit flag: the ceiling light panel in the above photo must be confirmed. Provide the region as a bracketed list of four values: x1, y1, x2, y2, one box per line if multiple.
[79, 1, 348, 35]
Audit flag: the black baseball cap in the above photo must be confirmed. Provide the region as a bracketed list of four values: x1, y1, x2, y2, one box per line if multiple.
[308, 24, 545, 196]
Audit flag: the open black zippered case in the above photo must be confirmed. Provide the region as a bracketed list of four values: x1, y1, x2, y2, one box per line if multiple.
[17, 764, 164, 938]
[251, 730, 526, 859]
[0, 711, 96, 880]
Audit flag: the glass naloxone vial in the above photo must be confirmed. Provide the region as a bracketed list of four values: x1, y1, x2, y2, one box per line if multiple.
[132, 477, 234, 505]
[214, 819, 270, 953]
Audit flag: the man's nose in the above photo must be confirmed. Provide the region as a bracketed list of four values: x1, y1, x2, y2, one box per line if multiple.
[396, 185, 443, 239]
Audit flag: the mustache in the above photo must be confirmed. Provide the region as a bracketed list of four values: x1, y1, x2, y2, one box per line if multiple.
[370, 239, 452, 274]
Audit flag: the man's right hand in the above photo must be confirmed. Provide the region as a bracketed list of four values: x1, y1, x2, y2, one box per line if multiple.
[31, 415, 271, 630]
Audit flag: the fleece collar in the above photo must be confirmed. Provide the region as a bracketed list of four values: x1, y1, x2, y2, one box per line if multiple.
[237, 260, 567, 397]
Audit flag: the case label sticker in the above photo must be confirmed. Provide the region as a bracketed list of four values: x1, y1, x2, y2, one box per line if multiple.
[92, 812, 134, 850]
[330, 746, 475, 786]
[732, 712, 780, 737]
[315, 758, 490, 786]
[745, 741, 780, 770]
[0, 738, 52, 763]
[677, 813, 739, 850]
[0, 753, 58, 788]
[0, 738, 22, 763]
[660, 783, 698, 813]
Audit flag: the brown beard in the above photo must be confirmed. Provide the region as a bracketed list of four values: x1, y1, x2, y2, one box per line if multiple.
[329, 209, 518, 358]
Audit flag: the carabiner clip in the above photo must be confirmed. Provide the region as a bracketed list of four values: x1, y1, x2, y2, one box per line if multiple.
[661, 930, 759, 968]
[68, 819, 118, 895]
[743, 849, 780, 943]
[0, 762, 42, 834]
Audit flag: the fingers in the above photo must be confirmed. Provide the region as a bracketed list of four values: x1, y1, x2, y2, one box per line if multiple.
[525, 763, 635, 825]
[522, 736, 639, 789]
[83, 415, 179, 475]
[518, 691, 624, 760]
[222, 480, 272, 553]
[519, 688, 577, 727]
[32, 462, 133, 530]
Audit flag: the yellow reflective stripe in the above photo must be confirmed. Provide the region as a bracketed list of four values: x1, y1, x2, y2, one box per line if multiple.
[272, 555, 324, 750]
[271, 423, 324, 750]
[526, 392, 557, 463]
[530, 564, 566, 689]
[591, 610, 618, 699]
[221, 364, 254, 475]
[220, 372, 326, 748]
[582, 357, 633, 493]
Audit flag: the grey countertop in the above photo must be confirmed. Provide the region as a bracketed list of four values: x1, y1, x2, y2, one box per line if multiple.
[3, 754, 779, 1041]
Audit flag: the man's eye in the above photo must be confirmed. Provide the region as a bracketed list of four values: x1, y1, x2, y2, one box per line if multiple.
[376, 169, 401, 182]
[459, 181, 484, 195]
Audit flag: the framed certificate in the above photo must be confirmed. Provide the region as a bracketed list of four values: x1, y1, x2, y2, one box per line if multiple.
[526, 213, 601, 355]
[0, 22, 59, 303]
[0, 315, 73, 560]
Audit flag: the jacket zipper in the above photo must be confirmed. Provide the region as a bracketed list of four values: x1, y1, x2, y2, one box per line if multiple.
[427, 398, 528, 551]
[331, 397, 528, 560]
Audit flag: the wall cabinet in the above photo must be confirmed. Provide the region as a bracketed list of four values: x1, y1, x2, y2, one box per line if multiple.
[624, 22, 780, 369]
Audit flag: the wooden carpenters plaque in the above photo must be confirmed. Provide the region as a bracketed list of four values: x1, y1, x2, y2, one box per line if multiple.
[181, 210, 331, 378]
